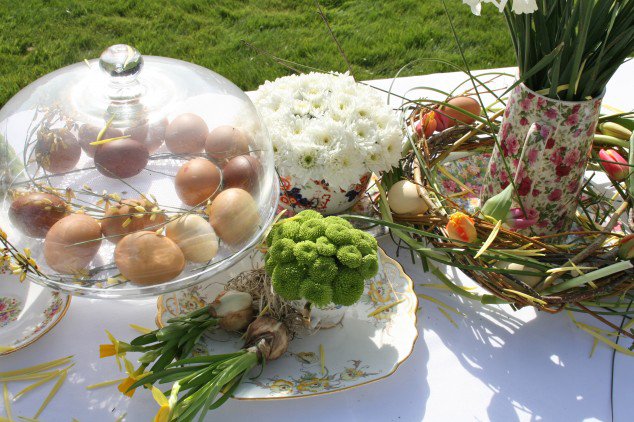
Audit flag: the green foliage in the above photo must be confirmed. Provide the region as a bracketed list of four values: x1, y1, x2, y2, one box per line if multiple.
[266, 210, 379, 307]
[309, 256, 338, 284]
[299, 218, 326, 241]
[294, 240, 319, 265]
[324, 223, 353, 245]
[300, 280, 333, 307]
[359, 254, 379, 279]
[501, 0, 634, 100]
[0, 0, 513, 108]
[271, 262, 305, 300]
[336, 245, 363, 268]
[332, 268, 365, 306]
[268, 238, 296, 263]
[316, 236, 337, 256]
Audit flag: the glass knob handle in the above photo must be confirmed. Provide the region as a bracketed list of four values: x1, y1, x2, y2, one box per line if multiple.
[99, 44, 143, 80]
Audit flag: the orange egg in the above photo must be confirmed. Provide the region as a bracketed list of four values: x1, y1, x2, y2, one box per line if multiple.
[115, 231, 185, 285]
[35, 129, 81, 173]
[440, 96, 481, 127]
[101, 197, 166, 242]
[208, 188, 260, 247]
[78, 124, 123, 158]
[205, 125, 251, 166]
[175, 158, 221, 206]
[44, 214, 102, 274]
[9, 192, 68, 238]
[165, 113, 208, 154]
[222, 155, 261, 194]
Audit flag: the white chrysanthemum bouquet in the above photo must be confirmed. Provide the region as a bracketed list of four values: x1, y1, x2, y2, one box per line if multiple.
[253, 72, 403, 190]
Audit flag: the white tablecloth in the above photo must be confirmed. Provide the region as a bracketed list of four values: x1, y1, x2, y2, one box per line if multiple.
[2, 63, 633, 422]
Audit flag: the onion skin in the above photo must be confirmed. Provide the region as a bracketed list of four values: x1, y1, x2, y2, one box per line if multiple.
[243, 316, 289, 361]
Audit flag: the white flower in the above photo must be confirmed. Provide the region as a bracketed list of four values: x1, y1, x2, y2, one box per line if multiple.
[291, 99, 310, 116]
[463, 0, 535, 15]
[463, 0, 483, 15]
[254, 72, 404, 189]
[511, 0, 537, 14]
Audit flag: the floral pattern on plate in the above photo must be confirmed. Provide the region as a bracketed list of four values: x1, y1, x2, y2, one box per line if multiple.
[156, 247, 418, 400]
[0, 276, 70, 356]
[0, 296, 21, 327]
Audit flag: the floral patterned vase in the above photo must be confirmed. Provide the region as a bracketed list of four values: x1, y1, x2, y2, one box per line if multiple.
[481, 83, 602, 235]
[278, 172, 371, 215]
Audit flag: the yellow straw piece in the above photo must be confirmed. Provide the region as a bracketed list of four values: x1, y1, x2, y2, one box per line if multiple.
[474, 220, 501, 259]
[0, 417, 11, 422]
[89, 135, 131, 146]
[502, 289, 547, 306]
[367, 299, 405, 317]
[33, 371, 67, 419]
[18, 417, 39, 422]
[95, 116, 114, 144]
[437, 307, 459, 329]
[85, 378, 127, 390]
[319, 345, 325, 376]
[3, 383, 12, 421]
[546, 266, 596, 274]
[13, 372, 60, 401]
[0, 371, 59, 383]
[417, 293, 463, 316]
[437, 166, 476, 196]
[0, 347, 13, 353]
[129, 324, 152, 335]
[0, 356, 72, 378]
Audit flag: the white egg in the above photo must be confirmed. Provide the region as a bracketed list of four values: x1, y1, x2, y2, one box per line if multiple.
[387, 180, 429, 215]
[165, 214, 219, 263]
[494, 261, 543, 287]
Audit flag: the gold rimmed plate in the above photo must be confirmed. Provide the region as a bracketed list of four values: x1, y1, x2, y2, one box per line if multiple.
[0, 274, 71, 356]
[156, 247, 418, 400]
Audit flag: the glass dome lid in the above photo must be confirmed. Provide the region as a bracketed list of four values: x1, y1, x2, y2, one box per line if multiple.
[0, 44, 278, 299]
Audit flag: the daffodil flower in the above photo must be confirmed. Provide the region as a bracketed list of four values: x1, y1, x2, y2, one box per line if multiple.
[99, 330, 132, 370]
[117, 358, 150, 398]
[152, 383, 180, 422]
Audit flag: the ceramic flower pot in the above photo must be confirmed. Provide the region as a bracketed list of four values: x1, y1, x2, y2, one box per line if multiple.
[481, 83, 602, 235]
[278, 172, 371, 215]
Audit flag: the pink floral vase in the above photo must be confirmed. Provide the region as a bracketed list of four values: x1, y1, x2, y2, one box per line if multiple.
[481, 83, 602, 235]
[278, 173, 371, 216]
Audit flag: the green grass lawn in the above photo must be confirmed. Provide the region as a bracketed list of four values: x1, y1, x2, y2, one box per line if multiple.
[0, 0, 514, 107]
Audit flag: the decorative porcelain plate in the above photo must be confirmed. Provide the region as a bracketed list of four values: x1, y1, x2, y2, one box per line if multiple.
[156, 247, 418, 400]
[0, 274, 71, 356]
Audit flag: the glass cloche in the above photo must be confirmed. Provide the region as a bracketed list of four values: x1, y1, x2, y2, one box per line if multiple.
[0, 44, 278, 298]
